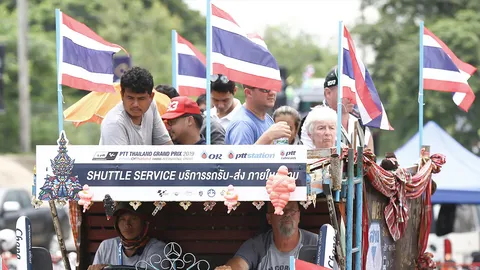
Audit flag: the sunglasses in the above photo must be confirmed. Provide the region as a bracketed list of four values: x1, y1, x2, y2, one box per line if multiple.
[210, 74, 229, 84]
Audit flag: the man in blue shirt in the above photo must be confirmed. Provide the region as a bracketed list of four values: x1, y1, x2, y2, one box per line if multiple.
[225, 85, 291, 145]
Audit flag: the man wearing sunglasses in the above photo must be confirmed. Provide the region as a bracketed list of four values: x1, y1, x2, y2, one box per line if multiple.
[161, 96, 207, 145]
[210, 74, 242, 130]
[225, 84, 291, 145]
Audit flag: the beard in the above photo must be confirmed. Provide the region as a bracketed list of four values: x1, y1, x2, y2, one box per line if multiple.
[279, 218, 296, 237]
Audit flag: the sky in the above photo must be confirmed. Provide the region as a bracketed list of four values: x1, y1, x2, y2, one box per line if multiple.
[184, 0, 379, 50]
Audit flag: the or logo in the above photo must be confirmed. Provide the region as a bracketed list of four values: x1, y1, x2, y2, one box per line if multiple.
[220, 190, 226, 196]
[199, 191, 203, 197]
[158, 190, 167, 197]
[105, 152, 118, 160]
[201, 151, 223, 160]
[228, 151, 234, 159]
[207, 189, 216, 198]
[174, 192, 179, 196]
[280, 150, 285, 156]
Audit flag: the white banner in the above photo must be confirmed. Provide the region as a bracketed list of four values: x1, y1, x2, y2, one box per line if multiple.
[34, 137, 308, 202]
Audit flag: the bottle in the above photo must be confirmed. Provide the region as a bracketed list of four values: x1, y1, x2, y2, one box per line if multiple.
[273, 137, 289, 145]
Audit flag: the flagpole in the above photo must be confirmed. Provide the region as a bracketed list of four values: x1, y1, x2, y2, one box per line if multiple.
[205, 0, 212, 145]
[336, 21, 344, 155]
[53, 8, 72, 270]
[171, 30, 178, 91]
[56, 8, 64, 133]
[418, 21, 424, 153]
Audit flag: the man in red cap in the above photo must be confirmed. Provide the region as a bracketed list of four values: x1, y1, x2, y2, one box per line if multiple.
[162, 96, 207, 145]
[88, 202, 165, 270]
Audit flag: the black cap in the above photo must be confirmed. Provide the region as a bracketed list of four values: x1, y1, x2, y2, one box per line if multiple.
[324, 66, 338, 88]
[113, 202, 152, 220]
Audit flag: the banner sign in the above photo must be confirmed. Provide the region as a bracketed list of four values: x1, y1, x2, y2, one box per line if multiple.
[35, 136, 307, 202]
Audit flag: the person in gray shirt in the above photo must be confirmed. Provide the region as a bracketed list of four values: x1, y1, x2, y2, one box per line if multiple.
[100, 67, 173, 145]
[215, 202, 318, 270]
[88, 202, 166, 270]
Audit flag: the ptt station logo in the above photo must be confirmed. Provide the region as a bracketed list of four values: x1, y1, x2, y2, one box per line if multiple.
[228, 151, 275, 160]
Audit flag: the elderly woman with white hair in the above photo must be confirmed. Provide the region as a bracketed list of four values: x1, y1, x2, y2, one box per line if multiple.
[303, 106, 338, 149]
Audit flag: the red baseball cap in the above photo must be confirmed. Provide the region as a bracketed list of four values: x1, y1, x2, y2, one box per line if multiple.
[161, 96, 201, 120]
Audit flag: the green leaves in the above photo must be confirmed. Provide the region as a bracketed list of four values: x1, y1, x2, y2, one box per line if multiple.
[358, 0, 479, 155]
[0, 0, 205, 151]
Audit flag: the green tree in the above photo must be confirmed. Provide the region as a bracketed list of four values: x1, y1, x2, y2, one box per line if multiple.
[262, 25, 337, 86]
[355, 0, 480, 155]
[0, 0, 206, 152]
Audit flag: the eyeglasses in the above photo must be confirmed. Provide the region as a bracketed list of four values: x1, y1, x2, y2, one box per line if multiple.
[256, 89, 272, 94]
[210, 74, 229, 84]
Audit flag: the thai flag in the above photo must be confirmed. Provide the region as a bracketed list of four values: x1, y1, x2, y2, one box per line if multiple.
[423, 27, 476, 112]
[210, 4, 282, 91]
[174, 32, 206, 96]
[57, 11, 126, 93]
[342, 26, 393, 130]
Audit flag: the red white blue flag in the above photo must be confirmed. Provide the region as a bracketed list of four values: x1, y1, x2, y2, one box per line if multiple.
[342, 26, 393, 130]
[423, 27, 476, 112]
[57, 11, 127, 93]
[210, 4, 282, 91]
[175, 32, 206, 96]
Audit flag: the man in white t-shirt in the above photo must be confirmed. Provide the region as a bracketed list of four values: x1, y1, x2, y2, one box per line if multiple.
[210, 74, 242, 130]
[300, 67, 374, 151]
[100, 67, 173, 145]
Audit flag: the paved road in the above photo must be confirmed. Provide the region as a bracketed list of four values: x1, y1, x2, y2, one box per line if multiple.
[0, 154, 35, 191]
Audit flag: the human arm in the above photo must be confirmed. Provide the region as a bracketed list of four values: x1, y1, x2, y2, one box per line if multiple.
[255, 121, 291, 145]
[151, 101, 173, 145]
[215, 235, 266, 270]
[215, 257, 250, 270]
[202, 116, 226, 145]
[100, 122, 129, 145]
[211, 117, 226, 145]
[89, 240, 109, 269]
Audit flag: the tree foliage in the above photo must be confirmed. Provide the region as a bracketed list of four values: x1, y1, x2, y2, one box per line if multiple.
[355, 0, 480, 155]
[262, 25, 337, 85]
[0, 0, 206, 152]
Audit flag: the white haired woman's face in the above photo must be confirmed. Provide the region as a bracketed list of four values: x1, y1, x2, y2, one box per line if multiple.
[309, 119, 336, 148]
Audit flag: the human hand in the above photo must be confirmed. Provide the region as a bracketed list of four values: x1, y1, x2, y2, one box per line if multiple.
[266, 121, 291, 142]
[87, 264, 108, 270]
[214, 266, 232, 270]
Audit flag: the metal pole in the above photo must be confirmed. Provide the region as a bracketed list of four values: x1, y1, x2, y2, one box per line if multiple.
[17, 0, 31, 153]
[346, 149, 354, 270]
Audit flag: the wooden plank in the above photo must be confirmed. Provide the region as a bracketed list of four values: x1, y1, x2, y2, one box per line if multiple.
[87, 229, 258, 241]
[86, 215, 263, 228]
[307, 148, 334, 159]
